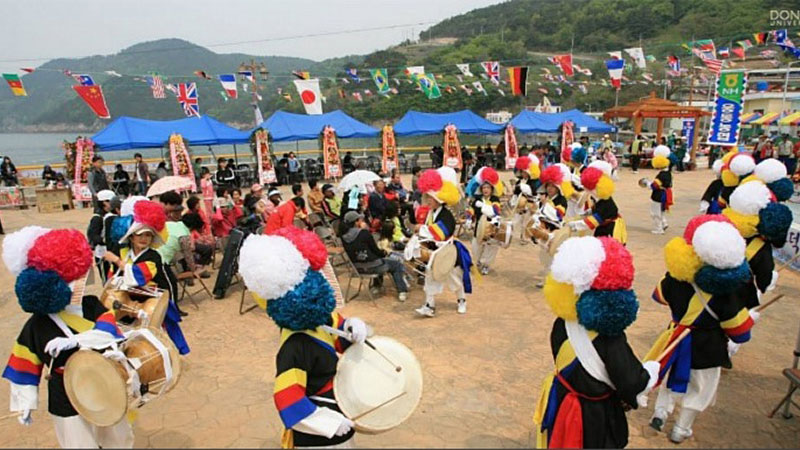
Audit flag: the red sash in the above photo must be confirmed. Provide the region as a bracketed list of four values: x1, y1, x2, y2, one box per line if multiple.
[549, 373, 612, 449]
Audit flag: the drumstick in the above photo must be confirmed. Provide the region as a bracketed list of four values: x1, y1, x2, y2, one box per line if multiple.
[112, 300, 140, 314]
[655, 328, 692, 363]
[351, 391, 408, 421]
[776, 253, 800, 273]
[755, 294, 785, 313]
[364, 340, 402, 373]
[321, 326, 402, 372]
[0, 412, 22, 421]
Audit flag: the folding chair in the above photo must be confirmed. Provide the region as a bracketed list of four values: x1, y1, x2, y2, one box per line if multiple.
[314, 226, 347, 268]
[341, 251, 382, 303]
[239, 286, 260, 315]
[769, 320, 800, 419]
[171, 260, 210, 310]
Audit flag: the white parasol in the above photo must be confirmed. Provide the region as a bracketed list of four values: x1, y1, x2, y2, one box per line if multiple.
[337, 170, 380, 193]
[146, 176, 195, 197]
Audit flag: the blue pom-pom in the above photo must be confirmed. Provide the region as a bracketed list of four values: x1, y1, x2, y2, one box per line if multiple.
[694, 261, 751, 296]
[465, 177, 480, 198]
[767, 178, 794, 202]
[571, 147, 588, 166]
[758, 202, 793, 247]
[266, 270, 335, 331]
[576, 289, 639, 336]
[15, 268, 72, 314]
[111, 215, 133, 243]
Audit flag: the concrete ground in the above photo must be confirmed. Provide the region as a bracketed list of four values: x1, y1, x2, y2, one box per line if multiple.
[0, 165, 798, 448]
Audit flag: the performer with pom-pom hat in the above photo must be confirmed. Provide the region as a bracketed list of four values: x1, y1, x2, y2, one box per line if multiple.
[532, 236, 659, 448]
[467, 167, 503, 275]
[530, 164, 573, 287]
[238, 227, 370, 448]
[644, 215, 755, 443]
[640, 145, 674, 234]
[103, 198, 190, 355]
[699, 159, 725, 214]
[567, 160, 628, 244]
[510, 155, 541, 244]
[1, 227, 133, 448]
[718, 150, 756, 204]
[412, 167, 474, 317]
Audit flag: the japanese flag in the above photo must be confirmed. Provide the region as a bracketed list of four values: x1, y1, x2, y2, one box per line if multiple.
[293, 79, 323, 115]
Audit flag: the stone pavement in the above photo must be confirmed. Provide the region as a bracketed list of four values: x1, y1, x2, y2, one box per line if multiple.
[0, 166, 798, 448]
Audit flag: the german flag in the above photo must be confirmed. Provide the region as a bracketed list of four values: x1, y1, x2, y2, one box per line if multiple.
[507, 66, 528, 96]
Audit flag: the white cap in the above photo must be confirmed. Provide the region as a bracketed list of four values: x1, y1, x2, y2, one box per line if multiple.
[97, 190, 115, 202]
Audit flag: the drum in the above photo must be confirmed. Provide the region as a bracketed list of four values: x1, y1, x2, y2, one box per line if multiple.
[524, 218, 552, 242]
[334, 336, 423, 434]
[547, 227, 574, 257]
[494, 221, 512, 248]
[515, 195, 529, 215]
[428, 242, 458, 282]
[477, 216, 512, 248]
[418, 247, 432, 264]
[100, 289, 169, 329]
[63, 327, 181, 427]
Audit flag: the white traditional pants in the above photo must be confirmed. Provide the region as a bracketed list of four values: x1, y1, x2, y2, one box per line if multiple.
[471, 238, 500, 268]
[52, 414, 134, 448]
[423, 267, 465, 307]
[538, 246, 552, 281]
[653, 367, 721, 417]
[650, 200, 668, 232]
[512, 211, 531, 241]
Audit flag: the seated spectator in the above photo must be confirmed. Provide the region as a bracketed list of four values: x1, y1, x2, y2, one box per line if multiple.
[368, 178, 389, 221]
[186, 195, 214, 246]
[341, 211, 408, 302]
[243, 183, 264, 216]
[265, 197, 307, 234]
[181, 212, 213, 278]
[307, 179, 324, 214]
[320, 183, 341, 222]
[211, 187, 242, 237]
[263, 188, 281, 222]
[42, 164, 57, 186]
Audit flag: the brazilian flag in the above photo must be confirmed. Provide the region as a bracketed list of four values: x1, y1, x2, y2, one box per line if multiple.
[413, 73, 441, 99]
[370, 68, 390, 94]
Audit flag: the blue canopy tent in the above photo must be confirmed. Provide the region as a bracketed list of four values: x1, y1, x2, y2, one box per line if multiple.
[509, 109, 615, 134]
[393, 110, 504, 136]
[92, 115, 251, 150]
[258, 110, 379, 141]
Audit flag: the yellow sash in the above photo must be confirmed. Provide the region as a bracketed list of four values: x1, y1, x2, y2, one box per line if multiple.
[612, 216, 628, 245]
[644, 284, 709, 361]
[746, 237, 765, 261]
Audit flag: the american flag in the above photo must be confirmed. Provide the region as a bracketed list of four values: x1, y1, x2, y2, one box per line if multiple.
[176, 82, 200, 117]
[148, 75, 166, 99]
[701, 58, 724, 76]
[481, 61, 500, 82]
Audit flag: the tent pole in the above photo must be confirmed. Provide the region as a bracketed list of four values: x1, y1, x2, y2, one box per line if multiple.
[233, 144, 239, 167]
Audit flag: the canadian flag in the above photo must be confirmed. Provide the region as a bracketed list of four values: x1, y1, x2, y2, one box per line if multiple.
[293, 79, 323, 115]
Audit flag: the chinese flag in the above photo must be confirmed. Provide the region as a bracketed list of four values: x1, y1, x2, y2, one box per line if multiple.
[553, 54, 574, 77]
[73, 85, 110, 119]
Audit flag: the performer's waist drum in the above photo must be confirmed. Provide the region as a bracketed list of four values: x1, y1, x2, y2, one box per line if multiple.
[63, 327, 181, 427]
[334, 336, 423, 434]
[100, 288, 169, 329]
[477, 216, 512, 249]
[547, 227, 574, 257]
[427, 241, 458, 282]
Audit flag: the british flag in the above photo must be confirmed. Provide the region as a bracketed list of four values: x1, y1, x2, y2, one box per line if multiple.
[481, 61, 499, 83]
[177, 82, 199, 117]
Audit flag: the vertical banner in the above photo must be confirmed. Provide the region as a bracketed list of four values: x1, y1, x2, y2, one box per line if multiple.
[708, 71, 747, 146]
[169, 134, 197, 192]
[322, 126, 343, 179]
[254, 129, 277, 184]
[381, 125, 399, 173]
[504, 124, 519, 170]
[560, 121, 575, 162]
[72, 137, 94, 202]
[682, 119, 696, 149]
[442, 124, 462, 169]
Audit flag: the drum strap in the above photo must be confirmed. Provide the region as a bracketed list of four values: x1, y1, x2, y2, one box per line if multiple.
[127, 328, 173, 396]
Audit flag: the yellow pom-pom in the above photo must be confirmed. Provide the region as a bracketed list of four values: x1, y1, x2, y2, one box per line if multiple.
[529, 164, 541, 180]
[561, 181, 575, 199]
[722, 208, 759, 238]
[543, 274, 578, 320]
[494, 181, 504, 197]
[652, 155, 670, 169]
[721, 170, 740, 187]
[664, 237, 702, 282]
[721, 150, 737, 165]
[437, 181, 461, 206]
[594, 175, 615, 199]
[739, 174, 759, 186]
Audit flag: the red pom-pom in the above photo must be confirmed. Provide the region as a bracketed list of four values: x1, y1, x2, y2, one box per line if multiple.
[580, 167, 603, 191]
[515, 156, 531, 171]
[27, 229, 92, 283]
[540, 165, 564, 186]
[134, 200, 166, 232]
[480, 167, 499, 185]
[415, 205, 430, 224]
[418, 169, 443, 193]
[683, 214, 733, 244]
[561, 148, 572, 163]
[272, 227, 327, 271]
[591, 237, 634, 290]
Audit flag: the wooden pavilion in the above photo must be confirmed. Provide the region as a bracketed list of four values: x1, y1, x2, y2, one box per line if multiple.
[603, 92, 711, 162]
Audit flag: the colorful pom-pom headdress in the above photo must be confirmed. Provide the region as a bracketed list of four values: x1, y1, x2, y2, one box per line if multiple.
[719, 150, 755, 188]
[418, 167, 461, 206]
[514, 155, 541, 180]
[540, 163, 575, 198]
[2, 227, 93, 314]
[652, 145, 671, 170]
[663, 215, 750, 295]
[721, 179, 792, 246]
[543, 236, 638, 336]
[465, 166, 503, 197]
[580, 160, 615, 200]
[238, 227, 335, 331]
[746, 158, 794, 202]
[117, 199, 168, 246]
[569, 143, 588, 167]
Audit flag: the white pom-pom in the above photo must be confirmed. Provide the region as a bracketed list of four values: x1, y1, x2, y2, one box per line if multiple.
[550, 236, 606, 294]
[437, 167, 459, 186]
[238, 235, 309, 300]
[588, 160, 613, 177]
[692, 221, 745, 269]
[528, 154, 540, 166]
[556, 163, 571, 181]
[120, 196, 147, 217]
[754, 159, 787, 183]
[729, 153, 755, 176]
[571, 142, 583, 150]
[730, 180, 771, 215]
[2, 226, 49, 276]
[475, 167, 488, 182]
[712, 159, 724, 176]
[654, 145, 671, 158]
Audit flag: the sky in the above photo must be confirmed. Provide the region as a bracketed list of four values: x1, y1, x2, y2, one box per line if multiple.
[0, 0, 505, 73]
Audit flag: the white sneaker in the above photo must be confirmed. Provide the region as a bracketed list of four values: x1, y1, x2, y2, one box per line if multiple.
[651, 229, 665, 235]
[536, 280, 545, 288]
[669, 426, 692, 444]
[415, 304, 435, 318]
[398, 292, 407, 302]
[480, 266, 490, 275]
[457, 299, 467, 314]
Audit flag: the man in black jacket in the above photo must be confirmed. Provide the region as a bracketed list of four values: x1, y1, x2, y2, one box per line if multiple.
[341, 211, 408, 302]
